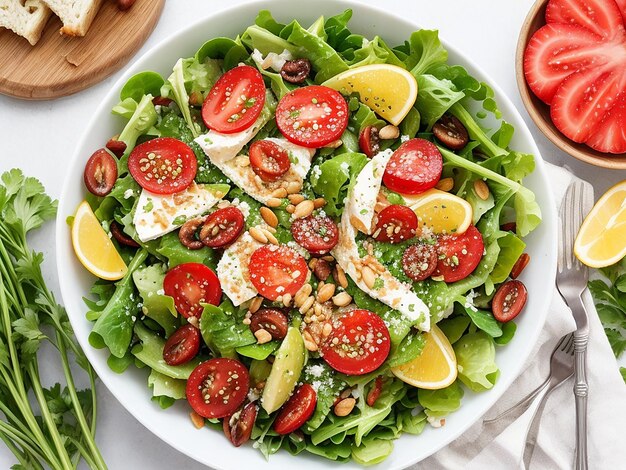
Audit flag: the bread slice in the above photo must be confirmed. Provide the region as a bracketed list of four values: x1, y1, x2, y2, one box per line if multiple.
[0, 0, 53, 45]
[41, 0, 102, 37]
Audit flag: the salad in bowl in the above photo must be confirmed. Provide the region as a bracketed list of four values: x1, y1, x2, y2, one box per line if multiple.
[69, 8, 542, 465]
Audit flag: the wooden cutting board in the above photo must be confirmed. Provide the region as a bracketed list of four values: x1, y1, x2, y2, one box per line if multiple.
[0, 0, 164, 100]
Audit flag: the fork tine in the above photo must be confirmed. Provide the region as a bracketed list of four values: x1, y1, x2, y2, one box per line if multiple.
[560, 333, 574, 353]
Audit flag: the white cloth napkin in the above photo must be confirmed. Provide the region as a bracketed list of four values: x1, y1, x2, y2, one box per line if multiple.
[413, 163, 626, 470]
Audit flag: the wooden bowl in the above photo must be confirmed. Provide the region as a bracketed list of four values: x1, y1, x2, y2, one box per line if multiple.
[516, 0, 626, 169]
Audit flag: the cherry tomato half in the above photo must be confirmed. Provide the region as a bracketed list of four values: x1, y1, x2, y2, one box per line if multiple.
[162, 324, 201, 366]
[359, 125, 380, 158]
[249, 140, 291, 182]
[186, 358, 250, 419]
[433, 225, 484, 283]
[163, 263, 222, 318]
[321, 309, 391, 375]
[383, 138, 443, 195]
[276, 85, 349, 148]
[223, 402, 258, 447]
[291, 215, 339, 255]
[84, 148, 118, 197]
[402, 243, 438, 282]
[492, 280, 528, 322]
[202, 65, 266, 134]
[200, 207, 245, 249]
[373, 205, 418, 243]
[249, 245, 308, 301]
[128, 137, 197, 194]
[273, 384, 317, 435]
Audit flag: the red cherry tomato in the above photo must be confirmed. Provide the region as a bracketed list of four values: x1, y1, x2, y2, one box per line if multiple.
[84, 148, 118, 197]
[276, 85, 349, 148]
[152, 96, 173, 106]
[492, 280, 528, 322]
[321, 309, 391, 375]
[163, 263, 222, 318]
[373, 205, 418, 243]
[366, 376, 384, 407]
[223, 402, 258, 447]
[201, 207, 245, 248]
[273, 384, 317, 435]
[433, 225, 484, 283]
[128, 137, 197, 194]
[162, 324, 201, 366]
[186, 358, 249, 419]
[359, 125, 380, 157]
[382, 138, 443, 195]
[202, 65, 266, 134]
[510, 253, 530, 279]
[291, 215, 339, 255]
[249, 245, 308, 301]
[249, 140, 291, 182]
[402, 243, 438, 282]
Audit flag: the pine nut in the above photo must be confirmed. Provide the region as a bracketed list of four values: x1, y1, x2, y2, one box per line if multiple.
[332, 292, 352, 307]
[340, 388, 353, 399]
[266, 197, 282, 208]
[242, 317, 251, 325]
[288, 194, 305, 205]
[379, 125, 400, 140]
[304, 339, 318, 352]
[361, 266, 377, 289]
[249, 226, 268, 244]
[234, 155, 250, 167]
[294, 283, 313, 307]
[286, 181, 302, 194]
[294, 200, 315, 219]
[190, 411, 205, 429]
[286, 204, 296, 214]
[473, 179, 490, 200]
[271, 187, 288, 198]
[322, 322, 333, 338]
[334, 398, 356, 416]
[260, 207, 278, 228]
[313, 197, 326, 209]
[309, 258, 318, 270]
[299, 295, 315, 314]
[254, 328, 273, 344]
[322, 255, 335, 262]
[317, 283, 336, 303]
[334, 265, 348, 289]
[282, 293, 292, 307]
[323, 139, 343, 148]
[261, 228, 278, 245]
[436, 177, 454, 192]
[249, 297, 263, 314]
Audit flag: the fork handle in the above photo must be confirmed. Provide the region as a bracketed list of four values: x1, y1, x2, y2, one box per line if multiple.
[574, 332, 588, 470]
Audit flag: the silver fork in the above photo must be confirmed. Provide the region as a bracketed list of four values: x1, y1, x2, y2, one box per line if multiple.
[555, 180, 593, 470]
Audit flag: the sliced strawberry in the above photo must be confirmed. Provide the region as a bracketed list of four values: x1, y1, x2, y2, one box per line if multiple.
[616, 0, 626, 23]
[550, 65, 624, 143]
[546, 0, 625, 39]
[585, 90, 626, 153]
[524, 24, 608, 103]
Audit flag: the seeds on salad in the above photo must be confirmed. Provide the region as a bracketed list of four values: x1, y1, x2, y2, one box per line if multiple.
[271, 187, 288, 198]
[313, 197, 326, 209]
[332, 291, 352, 307]
[266, 197, 282, 208]
[473, 179, 490, 200]
[249, 296, 263, 314]
[379, 124, 400, 140]
[288, 193, 305, 205]
[286, 204, 296, 214]
[334, 265, 349, 289]
[235, 155, 250, 167]
[249, 226, 268, 244]
[260, 207, 278, 228]
[436, 177, 455, 192]
[323, 139, 343, 149]
[293, 200, 315, 219]
[262, 228, 279, 245]
[190, 411, 205, 429]
[361, 265, 377, 289]
[254, 328, 274, 344]
[334, 398, 356, 416]
[282, 293, 292, 307]
[286, 181, 302, 194]
[317, 283, 336, 303]
[299, 295, 315, 314]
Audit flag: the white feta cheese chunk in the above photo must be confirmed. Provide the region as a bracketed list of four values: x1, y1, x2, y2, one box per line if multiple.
[133, 183, 227, 242]
[251, 48, 294, 72]
[217, 231, 262, 306]
[194, 114, 266, 164]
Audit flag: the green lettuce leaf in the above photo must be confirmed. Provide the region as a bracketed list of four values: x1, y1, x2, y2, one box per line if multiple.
[199, 301, 256, 357]
[454, 331, 499, 391]
[415, 74, 464, 129]
[132, 264, 178, 336]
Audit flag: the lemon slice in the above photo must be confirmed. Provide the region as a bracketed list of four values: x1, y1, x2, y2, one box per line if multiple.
[403, 189, 473, 235]
[391, 324, 457, 390]
[323, 64, 418, 125]
[71, 201, 128, 280]
[575, 181, 626, 268]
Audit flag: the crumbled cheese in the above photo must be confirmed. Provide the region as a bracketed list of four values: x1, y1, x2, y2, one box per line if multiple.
[306, 364, 326, 378]
[464, 290, 479, 312]
[400, 134, 410, 143]
[123, 189, 134, 199]
[427, 415, 446, 428]
[156, 289, 165, 296]
[311, 165, 322, 180]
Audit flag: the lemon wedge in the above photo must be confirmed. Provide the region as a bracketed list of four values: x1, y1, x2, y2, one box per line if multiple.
[71, 201, 128, 280]
[322, 64, 418, 125]
[403, 189, 473, 235]
[575, 181, 626, 268]
[391, 324, 457, 390]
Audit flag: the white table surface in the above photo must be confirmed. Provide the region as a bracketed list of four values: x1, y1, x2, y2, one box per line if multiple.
[1, 0, 624, 468]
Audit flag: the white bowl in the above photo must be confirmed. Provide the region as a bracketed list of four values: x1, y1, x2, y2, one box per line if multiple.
[56, 1, 558, 468]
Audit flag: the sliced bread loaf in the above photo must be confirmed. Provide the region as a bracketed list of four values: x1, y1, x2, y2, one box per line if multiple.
[41, 0, 102, 36]
[0, 0, 52, 45]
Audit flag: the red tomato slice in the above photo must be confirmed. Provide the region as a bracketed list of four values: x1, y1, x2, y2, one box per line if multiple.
[585, 89, 626, 153]
[433, 225, 484, 283]
[186, 358, 249, 419]
[402, 243, 438, 282]
[249, 140, 291, 182]
[201, 207, 245, 249]
[616, 0, 626, 23]
[492, 280, 528, 322]
[291, 215, 339, 255]
[321, 309, 391, 376]
[550, 65, 625, 144]
[382, 139, 442, 195]
[128, 137, 197, 194]
[162, 324, 201, 366]
[276, 85, 349, 148]
[84, 148, 118, 197]
[273, 384, 317, 435]
[163, 263, 222, 318]
[523, 24, 609, 104]
[201, 65, 266, 134]
[545, 0, 625, 40]
[249, 245, 308, 301]
[373, 205, 418, 243]
[223, 402, 257, 447]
